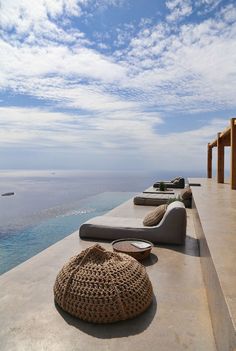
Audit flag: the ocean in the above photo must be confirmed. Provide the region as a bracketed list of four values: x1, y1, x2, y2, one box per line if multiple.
[0, 169, 204, 274]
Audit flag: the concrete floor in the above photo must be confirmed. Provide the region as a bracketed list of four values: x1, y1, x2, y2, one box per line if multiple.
[0, 207, 216, 351]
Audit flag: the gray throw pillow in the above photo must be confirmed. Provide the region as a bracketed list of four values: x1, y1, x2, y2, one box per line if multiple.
[143, 204, 167, 226]
[171, 177, 181, 183]
[181, 188, 192, 200]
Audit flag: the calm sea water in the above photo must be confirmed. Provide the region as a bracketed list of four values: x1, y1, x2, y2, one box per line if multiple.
[0, 169, 204, 274]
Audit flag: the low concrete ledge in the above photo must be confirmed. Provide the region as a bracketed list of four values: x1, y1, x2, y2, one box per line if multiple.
[190, 178, 236, 351]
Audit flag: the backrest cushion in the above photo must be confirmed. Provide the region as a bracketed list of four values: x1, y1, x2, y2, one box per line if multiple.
[143, 204, 167, 226]
[173, 179, 180, 184]
[171, 176, 181, 183]
[181, 188, 192, 200]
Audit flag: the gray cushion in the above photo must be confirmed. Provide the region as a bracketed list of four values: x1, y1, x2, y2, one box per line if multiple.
[181, 188, 192, 200]
[171, 177, 181, 182]
[143, 205, 167, 226]
[133, 194, 172, 206]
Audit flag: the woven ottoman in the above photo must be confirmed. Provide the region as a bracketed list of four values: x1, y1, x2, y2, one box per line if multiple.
[54, 244, 153, 323]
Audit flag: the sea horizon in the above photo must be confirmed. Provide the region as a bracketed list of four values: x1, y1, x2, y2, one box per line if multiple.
[0, 168, 207, 274]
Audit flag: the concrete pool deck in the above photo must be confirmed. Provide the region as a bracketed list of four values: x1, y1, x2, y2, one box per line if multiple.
[0, 197, 216, 351]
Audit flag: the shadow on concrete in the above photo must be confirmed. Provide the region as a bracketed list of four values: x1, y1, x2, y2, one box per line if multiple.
[142, 253, 158, 266]
[155, 236, 200, 257]
[80, 235, 199, 257]
[55, 295, 157, 338]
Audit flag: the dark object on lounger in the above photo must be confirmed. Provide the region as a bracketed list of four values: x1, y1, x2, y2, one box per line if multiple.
[153, 177, 185, 189]
[1, 192, 15, 197]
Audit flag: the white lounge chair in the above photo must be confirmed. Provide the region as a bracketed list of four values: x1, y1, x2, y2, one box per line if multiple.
[79, 201, 186, 245]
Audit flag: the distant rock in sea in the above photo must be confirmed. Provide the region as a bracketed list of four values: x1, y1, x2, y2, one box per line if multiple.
[1, 192, 15, 197]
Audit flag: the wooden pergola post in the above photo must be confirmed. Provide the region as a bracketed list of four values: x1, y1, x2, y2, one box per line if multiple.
[230, 118, 236, 190]
[208, 118, 236, 189]
[217, 132, 224, 183]
[207, 143, 212, 178]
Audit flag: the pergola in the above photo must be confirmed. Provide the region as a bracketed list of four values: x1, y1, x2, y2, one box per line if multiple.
[207, 118, 236, 189]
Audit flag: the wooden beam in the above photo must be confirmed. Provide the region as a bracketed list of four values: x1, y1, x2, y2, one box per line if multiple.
[209, 126, 231, 148]
[210, 139, 217, 148]
[220, 126, 231, 139]
[207, 143, 212, 178]
[230, 118, 236, 189]
[217, 132, 224, 183]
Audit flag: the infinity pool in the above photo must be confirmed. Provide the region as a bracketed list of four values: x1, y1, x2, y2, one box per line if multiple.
[0, 192, 135, 275]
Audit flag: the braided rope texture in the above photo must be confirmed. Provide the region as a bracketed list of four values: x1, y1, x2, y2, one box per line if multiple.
[54, 244, 153, 323]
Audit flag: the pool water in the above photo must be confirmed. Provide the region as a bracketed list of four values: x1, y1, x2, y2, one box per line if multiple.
[0, 192, 135, 275]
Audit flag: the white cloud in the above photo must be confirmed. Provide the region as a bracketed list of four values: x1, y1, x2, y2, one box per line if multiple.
[0, 1, 236, 170]
[0, 40, 127, 87]
[0, 0, 124, 45]
[0, 105, 227, 172]
[1, 0, 235, 117]
[0, 106, 163, 150]
[123, 117, 230, 171]
[196, 0, 222, 15]
[0, 0, 84, 44]
[123, 6, 236, 112]
[0, 105, 230, 172]
[166, 0, 192, 22]
[114, 23, 136, 47]
[220, 4, 236, 23]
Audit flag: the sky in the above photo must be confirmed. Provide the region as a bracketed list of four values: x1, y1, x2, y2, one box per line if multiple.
[0, 0, 236, 172]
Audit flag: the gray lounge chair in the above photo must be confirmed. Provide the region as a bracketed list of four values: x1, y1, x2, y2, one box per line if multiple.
[133, 192, 192, 208]
[153, 177, 185, 189]
[79, 201, 186, 245]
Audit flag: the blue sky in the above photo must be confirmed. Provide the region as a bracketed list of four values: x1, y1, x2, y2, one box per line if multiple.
[0, 0, 236, 171]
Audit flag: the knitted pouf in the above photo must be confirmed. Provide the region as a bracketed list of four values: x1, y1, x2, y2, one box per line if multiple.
[54, 244, 153, 323]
